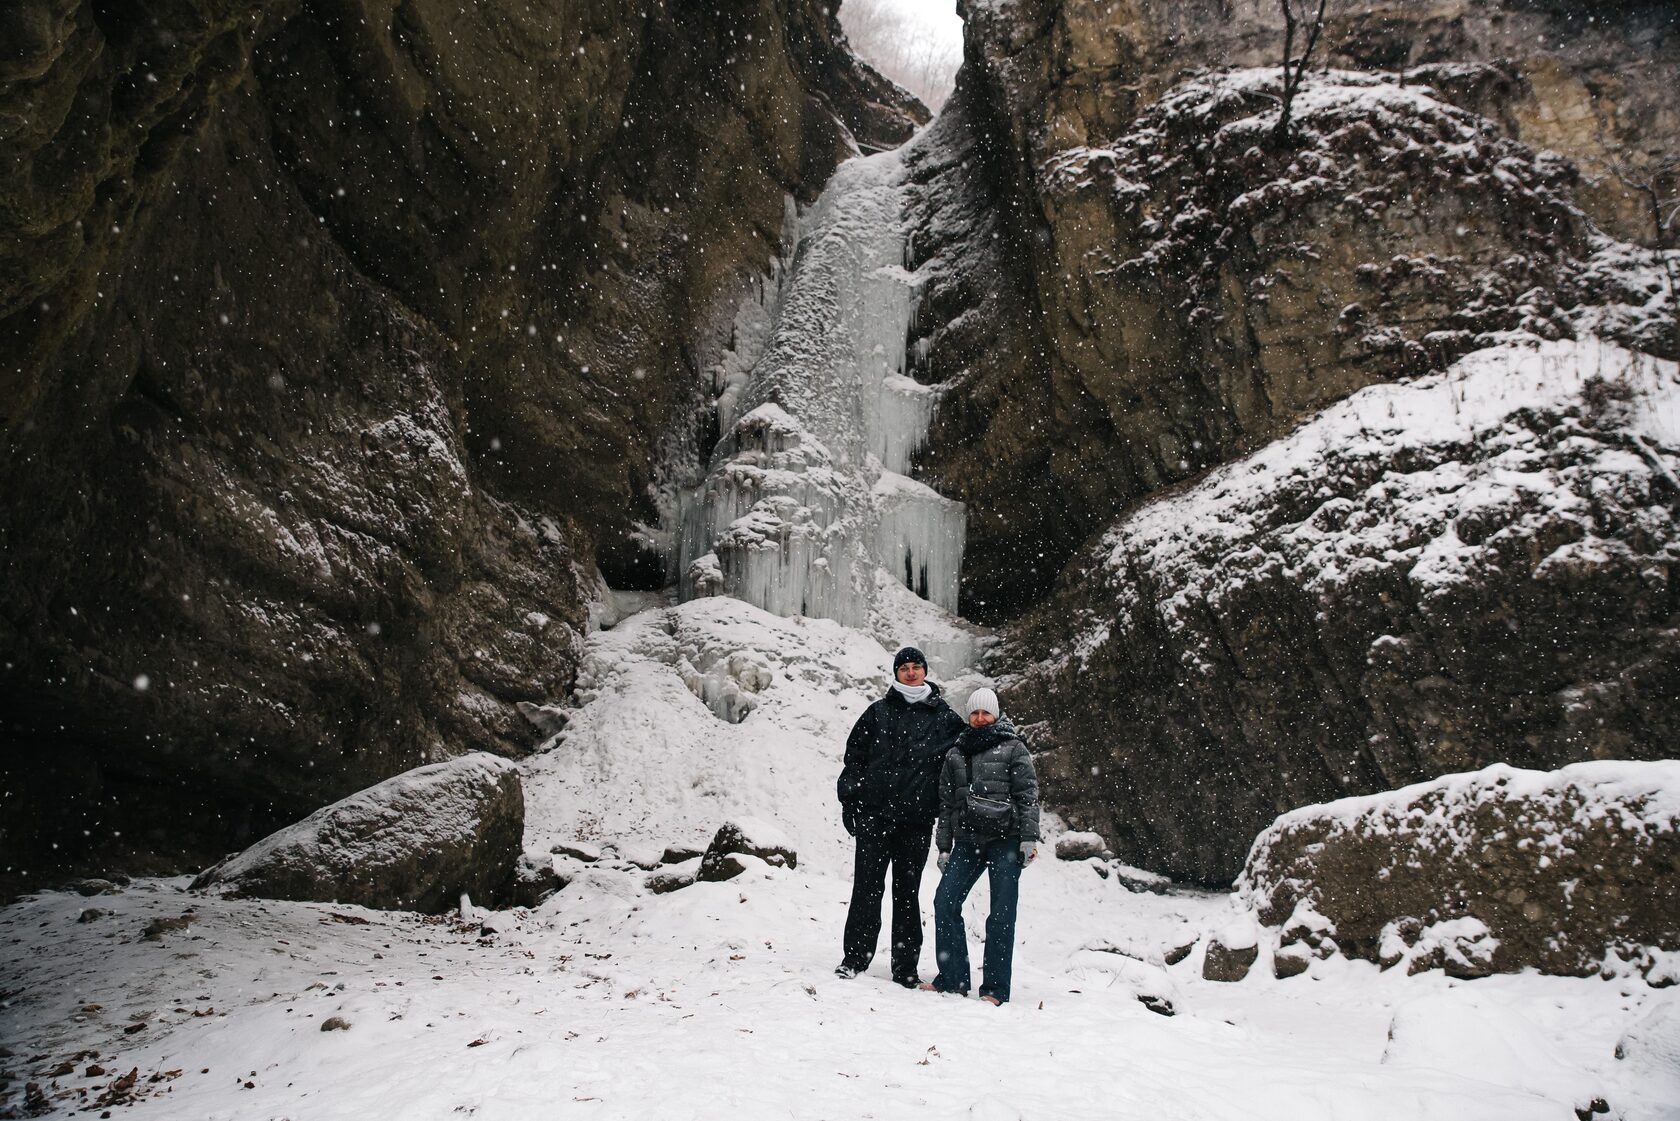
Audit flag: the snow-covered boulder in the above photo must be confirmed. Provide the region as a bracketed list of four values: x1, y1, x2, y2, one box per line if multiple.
[697, 817, 797, 882]
[1202, 919, 1261, 983]
[192, 754, 524, 913]
[550, 840, 602, 863]
[1064, 946, 1180, 1015]
[508, 851, 566, 908]
[1239, 761, 1680, 979]
[645, 867, 697, 895]
[1054, 832, 1108, 861]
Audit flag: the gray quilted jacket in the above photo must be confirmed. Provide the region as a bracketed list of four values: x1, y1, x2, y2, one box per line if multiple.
[936, 717, 1041, 851]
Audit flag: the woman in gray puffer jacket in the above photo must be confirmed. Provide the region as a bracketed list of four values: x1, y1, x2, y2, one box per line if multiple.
[922, 687, 1040, 1005]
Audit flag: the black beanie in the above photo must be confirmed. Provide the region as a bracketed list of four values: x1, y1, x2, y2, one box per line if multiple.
[893, 646, 927, 671]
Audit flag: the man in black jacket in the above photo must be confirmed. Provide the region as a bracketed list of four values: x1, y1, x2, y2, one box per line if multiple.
[834, 645, 966, 986]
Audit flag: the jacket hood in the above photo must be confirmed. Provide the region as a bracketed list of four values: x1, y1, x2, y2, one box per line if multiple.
[957, 716, 1020, 755]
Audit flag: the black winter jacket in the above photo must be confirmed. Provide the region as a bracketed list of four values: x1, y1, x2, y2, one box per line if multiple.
[936, 717, 1041, 851]
[837, 683, 966, 825]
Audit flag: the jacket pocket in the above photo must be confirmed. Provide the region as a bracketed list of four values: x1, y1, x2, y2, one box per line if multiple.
[958, 793, 1014, 837]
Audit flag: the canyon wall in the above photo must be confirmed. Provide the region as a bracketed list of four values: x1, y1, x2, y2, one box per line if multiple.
[0, 0, 922, 876]
[906, 0, 1679, 881]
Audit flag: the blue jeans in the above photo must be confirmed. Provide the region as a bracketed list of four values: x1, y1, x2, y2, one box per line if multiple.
[931, 838, 1022, 1003]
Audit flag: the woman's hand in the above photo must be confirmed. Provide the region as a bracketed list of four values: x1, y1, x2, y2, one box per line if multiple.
[1019, 842, 1037, 864]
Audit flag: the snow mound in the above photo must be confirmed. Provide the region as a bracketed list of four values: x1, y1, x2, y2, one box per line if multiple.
[1382, 989, 1604, 1112]
[1611, 999, 1680, 1121]
[520, 596, 896, 875]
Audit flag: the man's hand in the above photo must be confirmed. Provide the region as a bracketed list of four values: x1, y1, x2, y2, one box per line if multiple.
[842, 803, 858, 836]
[937, 851, 950, 872]
[1019, 842, 1037, 865]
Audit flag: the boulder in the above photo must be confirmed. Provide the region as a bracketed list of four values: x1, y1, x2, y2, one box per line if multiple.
[550, 841, 602, 864]
[507, 852, 565, 909]
[1240, 761, 1680, 979]
[1273, 901, 1340, 980]
[696, 852, 755, 884]
[1054, 832, 1107, 861]
[698, 818, 797, 883]
[192, 754, 523, 913]
[1380, 990, 1597, 1108]
[1272, 944, 1312, 980]
[1111, 865, 1175, 896]
[661, 844, 706, 865]
[1162, 941, 1197, 967]
[616, 846, 664, 872]
[1065, 946, 1179, 1015]
[1202, 934, 1256, 988]
[646, 869, 697, 895]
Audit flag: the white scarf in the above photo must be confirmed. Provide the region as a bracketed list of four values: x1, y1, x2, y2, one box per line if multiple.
[891, 681, 933, 704]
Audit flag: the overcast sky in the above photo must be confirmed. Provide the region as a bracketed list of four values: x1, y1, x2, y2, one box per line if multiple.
[839, 0, 965, 110]
[881, 0, 964, 50]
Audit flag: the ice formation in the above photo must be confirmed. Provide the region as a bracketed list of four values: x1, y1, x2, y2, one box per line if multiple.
[676, 145, 968, 634]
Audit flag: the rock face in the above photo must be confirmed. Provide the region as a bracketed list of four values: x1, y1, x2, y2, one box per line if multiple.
[0, 0, 922, 877]
[192, 753, 524, 913]
[913, 44, 1676, 622]
[904, 0, 1679, 887]
[1238, 761, 1680, 979]
[1011, 338, 1680, 882]
[964, 0, 1679, 248]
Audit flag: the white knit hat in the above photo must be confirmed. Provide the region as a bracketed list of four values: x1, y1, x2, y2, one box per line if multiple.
[967, 687, 1000, 718]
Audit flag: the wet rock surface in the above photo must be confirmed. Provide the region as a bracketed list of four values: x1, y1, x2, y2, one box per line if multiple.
[191, 752, 524, 913]
[0, 0, 922, 881]
[1238, 761, 1680, 978]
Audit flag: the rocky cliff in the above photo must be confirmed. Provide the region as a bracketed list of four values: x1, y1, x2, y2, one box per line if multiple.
[0, 0, 922, 879]
[915, 0, 1677, 621]
[904, 0, 1678, 880]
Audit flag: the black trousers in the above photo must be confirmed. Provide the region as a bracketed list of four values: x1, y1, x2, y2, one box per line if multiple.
[841, 813, 933, 981]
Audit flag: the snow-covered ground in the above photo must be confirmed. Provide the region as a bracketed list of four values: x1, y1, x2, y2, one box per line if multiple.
[3, 597, 1674, 1120]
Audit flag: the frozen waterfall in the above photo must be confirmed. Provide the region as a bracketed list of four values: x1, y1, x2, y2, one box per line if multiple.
[676, 145, 968, 642]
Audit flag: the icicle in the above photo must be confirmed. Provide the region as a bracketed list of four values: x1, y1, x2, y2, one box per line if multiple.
[872, 472, 965, 614]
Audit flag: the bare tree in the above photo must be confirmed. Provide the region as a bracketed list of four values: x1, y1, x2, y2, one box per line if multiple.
[838, 0, 962, 111]
[1274, 0, 1329, 144]
[1609, 154, 1680, 354]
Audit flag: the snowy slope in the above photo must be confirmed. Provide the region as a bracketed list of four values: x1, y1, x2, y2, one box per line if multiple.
[3, 595, 1675, 1120]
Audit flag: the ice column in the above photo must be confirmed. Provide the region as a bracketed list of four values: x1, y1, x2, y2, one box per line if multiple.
[677, 145, 965, 625]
